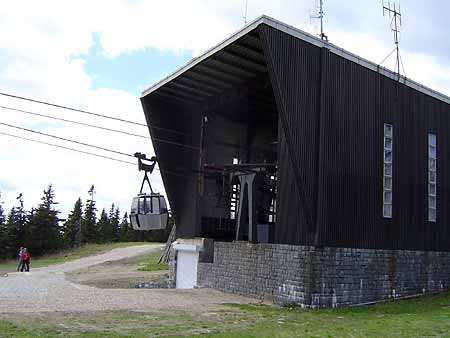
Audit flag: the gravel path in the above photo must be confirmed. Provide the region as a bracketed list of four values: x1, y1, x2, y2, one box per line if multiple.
[0, 244, 255, 313]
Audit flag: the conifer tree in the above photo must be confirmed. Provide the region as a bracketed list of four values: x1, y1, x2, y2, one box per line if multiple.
[109, 204, 120, 242]
[5, 208, 20, 258]
[81, 185, 97, 243]
[0, 192, 5, 225]
[0, 192, 8, 258]
[15, 193, 27, 249]
[27, 185, 61, 255]
[97, 208, 111, 243]
[2, 194, 27, 258]
[63, 198, 82, 248]
[119, 212, 131, 242]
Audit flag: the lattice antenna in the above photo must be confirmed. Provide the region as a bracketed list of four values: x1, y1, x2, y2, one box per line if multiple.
[310, 0, 328, 41]
[381, 1, 405, 80]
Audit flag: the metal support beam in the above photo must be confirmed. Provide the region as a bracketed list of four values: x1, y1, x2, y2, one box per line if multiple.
[216, 50, 267, 73]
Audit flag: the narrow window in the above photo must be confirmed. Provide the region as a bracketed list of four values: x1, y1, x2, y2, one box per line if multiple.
[428, 133, 437, 222]
[383, 124, 393, 218]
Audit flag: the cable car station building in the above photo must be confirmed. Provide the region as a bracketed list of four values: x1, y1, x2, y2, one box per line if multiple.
[141, 16, 450, 307]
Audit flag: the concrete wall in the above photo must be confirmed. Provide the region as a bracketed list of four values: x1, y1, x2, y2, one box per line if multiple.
[197, 241, 450, 307]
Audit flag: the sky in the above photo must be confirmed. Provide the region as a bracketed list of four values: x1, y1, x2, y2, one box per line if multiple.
[0, 0, 449, 220]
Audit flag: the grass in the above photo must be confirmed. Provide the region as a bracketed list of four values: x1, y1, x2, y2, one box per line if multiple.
[1, 292, 450, 337]
[136, 247, 168, 271]
[0, 242, 150, 274]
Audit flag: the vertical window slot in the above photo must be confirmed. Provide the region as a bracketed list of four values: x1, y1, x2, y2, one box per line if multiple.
[383, 124, 393, 218]
[428, 133, 437, 222]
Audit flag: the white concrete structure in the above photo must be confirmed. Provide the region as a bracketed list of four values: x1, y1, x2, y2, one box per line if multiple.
[173, 243, 202, 289]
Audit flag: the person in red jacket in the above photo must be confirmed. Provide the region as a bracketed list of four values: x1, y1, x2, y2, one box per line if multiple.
[20, 248, 30, 272]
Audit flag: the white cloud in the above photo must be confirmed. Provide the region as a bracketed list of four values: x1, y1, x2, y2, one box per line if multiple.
[0, 0, 448, 220]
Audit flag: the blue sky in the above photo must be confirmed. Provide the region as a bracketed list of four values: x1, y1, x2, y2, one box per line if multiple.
[0, 0, 448, 219]
[83, 34, 193, 95]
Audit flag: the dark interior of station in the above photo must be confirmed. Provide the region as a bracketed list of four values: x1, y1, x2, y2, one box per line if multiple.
[200, 70, 279, 243]
[142, 30, 281, 243]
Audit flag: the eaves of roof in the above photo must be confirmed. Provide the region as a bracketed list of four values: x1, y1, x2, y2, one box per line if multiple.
[141, 15, 450, 106]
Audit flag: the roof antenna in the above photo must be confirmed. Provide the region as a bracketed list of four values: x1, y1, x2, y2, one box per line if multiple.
[310, 0, 328, 42]
[243, 0, 249, 25]
[380, 1, 405, 81]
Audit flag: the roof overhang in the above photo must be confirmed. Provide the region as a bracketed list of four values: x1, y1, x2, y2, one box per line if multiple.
[141, 15, 450, 106]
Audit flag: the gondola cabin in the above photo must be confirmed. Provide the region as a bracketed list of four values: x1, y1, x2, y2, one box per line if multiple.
[130, 152, 169, 231]
[130, 193, 168, 230]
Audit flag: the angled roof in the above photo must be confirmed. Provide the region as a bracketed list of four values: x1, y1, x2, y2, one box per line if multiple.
[141, 15, 450, 106]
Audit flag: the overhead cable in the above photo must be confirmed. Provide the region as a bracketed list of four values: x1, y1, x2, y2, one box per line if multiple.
[0, 121, 134, 158]
[0, 105, 150, 139]
[0, 131, 191, 179]
[0, 91, 185, 135]
[0, 131, 136, 166]
[0, 105, 199, 150]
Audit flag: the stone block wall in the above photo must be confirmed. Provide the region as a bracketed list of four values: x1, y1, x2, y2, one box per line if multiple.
[196, 241, 450, 308]
[197, 242, 313, 304]
[310, 248, 450, 307]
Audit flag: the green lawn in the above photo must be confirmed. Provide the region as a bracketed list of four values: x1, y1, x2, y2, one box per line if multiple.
[1, 292, 450, 337]
[0, 242, 150, 274]
[136, 247, 168, 272]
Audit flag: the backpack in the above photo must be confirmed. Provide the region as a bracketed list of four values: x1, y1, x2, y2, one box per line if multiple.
[22, 251, 30, 262]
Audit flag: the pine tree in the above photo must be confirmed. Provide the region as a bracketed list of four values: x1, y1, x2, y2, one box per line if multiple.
[0, 192, 8, 258]
[1, 193, 28, 258]
[27, 185, 61, 256]
[109, 204, 120, 242]
[81, 185, 97, 243]
[0, 192, 5, 225]
[15, 193, 27, 250]
[119, 212, 131, 242]
[97, 209, 111, 243]
[62, 198, 82, 248]
[4, 207, 25, 259]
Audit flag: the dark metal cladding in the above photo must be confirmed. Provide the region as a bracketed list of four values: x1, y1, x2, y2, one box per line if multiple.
[258, 23, 450, 250]
[259, 25, 321, 246]
[141, 97, 202, 238]
[141, 21, 450, 251]
[318, 51, 450, 251]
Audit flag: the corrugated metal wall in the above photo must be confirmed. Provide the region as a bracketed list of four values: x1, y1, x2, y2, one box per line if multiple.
[143, 24, 450, 251]
[260, 24, 450, 250]
[141, 97, 201, 237]
[319, 51, 450, 250]
[259, 25, 322, 245]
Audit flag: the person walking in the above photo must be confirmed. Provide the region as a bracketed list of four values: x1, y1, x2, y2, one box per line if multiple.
[20, 248, 30, 272]
[17, 247, 23, 272]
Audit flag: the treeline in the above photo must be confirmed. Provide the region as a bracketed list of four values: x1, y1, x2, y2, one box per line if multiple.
[0, 185, 171, 259]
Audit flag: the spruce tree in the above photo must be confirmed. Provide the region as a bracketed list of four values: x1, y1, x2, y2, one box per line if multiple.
[28, 185, 61, 255]
[119, 212, 131, 242]
[81, 185, 97, 243]
[109, 204, 120, 242]
[4, 207, 24, 258]
[0, 192, 8, 258]
[15, 193, 27, 250]
[2, 194, 27, 258]
[97, 208, 111, 243]
[0, 192, 5, 225]
[63, 198, 82, 248]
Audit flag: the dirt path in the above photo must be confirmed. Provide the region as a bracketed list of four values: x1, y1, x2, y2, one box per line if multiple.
[0, 244, 255, 313]
[39, 244, 162, 273]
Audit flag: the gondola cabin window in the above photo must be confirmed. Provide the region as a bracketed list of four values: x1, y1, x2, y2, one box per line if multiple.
[428, 133, 437, 222]
[383, 123, 393, 218]
[138, 195, 160, 214]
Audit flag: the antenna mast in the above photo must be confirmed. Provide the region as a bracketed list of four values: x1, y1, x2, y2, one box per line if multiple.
[243, 0, 249, 25]
[381, 1, 405, 80]
[311, 0, 328, 41]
